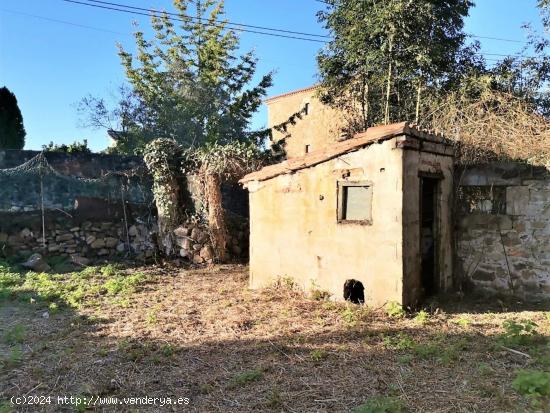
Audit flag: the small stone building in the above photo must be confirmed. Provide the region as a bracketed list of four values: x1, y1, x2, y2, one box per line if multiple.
[241, 122, 454, 306]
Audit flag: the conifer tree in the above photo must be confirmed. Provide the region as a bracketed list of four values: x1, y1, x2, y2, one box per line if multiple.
[0, 87, 26, 149]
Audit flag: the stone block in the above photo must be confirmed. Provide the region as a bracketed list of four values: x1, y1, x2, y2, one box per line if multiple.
[90, 239, 106, 249]
[48, 245, 60, 252]
[22, 253, 51, 272]
[0, 232, 7, 243]
[471, 269, 495, 282]
[104, 237, 118, 248]
[58, 233, 75, 242]
[20, 228, 33, 238]
[71, 255, 90, 266]
[200, 245, 214, 260]
[86, 235, 96, 245]
[173, 226, 190, 237]
[128, 225, 138, 237]
[506, 186, 529, 215]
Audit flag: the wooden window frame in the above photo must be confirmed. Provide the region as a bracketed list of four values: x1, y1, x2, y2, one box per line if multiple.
[337, 180, 373, 225]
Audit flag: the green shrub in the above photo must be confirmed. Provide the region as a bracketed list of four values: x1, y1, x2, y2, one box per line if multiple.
[501, 319, 539, 346]
[512, 369, 550, 402]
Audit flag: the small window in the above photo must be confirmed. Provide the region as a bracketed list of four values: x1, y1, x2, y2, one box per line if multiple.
[457, 185, 506, 215]
[337, 181, 373, 224]
[305, 144, 311, 154]
[304, 102, 310, 115]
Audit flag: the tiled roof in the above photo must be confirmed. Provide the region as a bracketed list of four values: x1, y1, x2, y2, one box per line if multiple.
[264, 85, 319, 103]
[240, 122, 449, 184]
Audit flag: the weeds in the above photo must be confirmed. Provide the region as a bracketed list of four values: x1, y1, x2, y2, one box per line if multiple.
[512, 369, 550, 406]
[352, 395, 404, 413]
[0, 347, 23, 368]
[500, 319, 539, 347]
[453, 316, 471, 327]
[265, 389, 282, 408]
[228, 368, 263, 388]
[414, 310, 429, 324]
[382, 333, 415, 351]
[385, 302, 405, 318]
[341, 304, 370, 327]
[310, 348, 328, 361]
[99, 264, 121, 278]
[3, 325, 25, 345]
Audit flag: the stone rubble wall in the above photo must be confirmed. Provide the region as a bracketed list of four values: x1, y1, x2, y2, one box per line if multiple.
[173, 216, 249, 264]
[456, 162, 550, 300]
[0, 211, 157, 264]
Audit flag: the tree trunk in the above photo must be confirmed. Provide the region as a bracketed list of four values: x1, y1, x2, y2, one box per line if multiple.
[361, 80, 369, 130]
[415, 83, 422, 124]
[156, 178, 181, 256]
[205, 172, 228, 262]
[384, 38, 393, 125]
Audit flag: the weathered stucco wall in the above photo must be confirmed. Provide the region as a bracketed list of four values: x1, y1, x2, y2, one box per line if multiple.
[402, 142, 454, 305]
[248, 138, 405, 306]
[266, 87, 345, 159]
[456, 163, 550, 300]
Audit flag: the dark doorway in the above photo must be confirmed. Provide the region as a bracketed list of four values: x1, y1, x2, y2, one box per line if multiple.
[343, 279, 365, 304]
[420, 177, 439, 297]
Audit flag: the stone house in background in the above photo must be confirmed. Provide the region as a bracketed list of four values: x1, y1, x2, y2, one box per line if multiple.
[266, 85, 346, 158]
[244, 86, 549, 303]
[241, 122, 454, 307]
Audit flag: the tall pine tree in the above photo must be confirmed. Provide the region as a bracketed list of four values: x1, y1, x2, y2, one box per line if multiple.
[0, 87, 26, 149]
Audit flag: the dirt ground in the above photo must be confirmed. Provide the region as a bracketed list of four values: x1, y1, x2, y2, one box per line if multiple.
[0, 264, 548, 412]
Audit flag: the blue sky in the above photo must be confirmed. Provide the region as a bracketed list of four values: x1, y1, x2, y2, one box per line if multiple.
[0, 0, 546, 152]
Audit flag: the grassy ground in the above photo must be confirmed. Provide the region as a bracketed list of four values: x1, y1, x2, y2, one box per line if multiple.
[0, 261, 548, 412]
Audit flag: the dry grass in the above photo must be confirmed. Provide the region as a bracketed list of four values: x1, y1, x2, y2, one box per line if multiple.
[1, 264, 548, 412]
[421, 90, 550, 167]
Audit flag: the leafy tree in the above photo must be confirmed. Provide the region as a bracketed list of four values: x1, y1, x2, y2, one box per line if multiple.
[113, 0, 272, 152]
[0, 87, 26, 149]
[317, 0, 473, 130]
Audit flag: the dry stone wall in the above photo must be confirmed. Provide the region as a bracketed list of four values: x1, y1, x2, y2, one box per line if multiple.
[456, 162, 550, 300]
[0, 211, 157, 264]
[173, 216, 249, 264]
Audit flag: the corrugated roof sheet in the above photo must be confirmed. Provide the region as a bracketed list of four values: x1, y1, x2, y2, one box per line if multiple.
[240, 122, 448, 184]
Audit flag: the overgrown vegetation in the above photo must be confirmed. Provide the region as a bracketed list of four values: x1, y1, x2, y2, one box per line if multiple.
[318, 0, 550, 166]
[0, 264, 548, 412]
[41, 139, 91, 154]
[0, 260, 149, 310]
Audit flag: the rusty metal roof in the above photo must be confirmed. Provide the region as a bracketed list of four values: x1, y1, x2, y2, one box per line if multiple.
[240, 122, 448, 184]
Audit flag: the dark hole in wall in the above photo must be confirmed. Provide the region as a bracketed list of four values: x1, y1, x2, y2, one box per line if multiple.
[343, 279, 364, 304]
